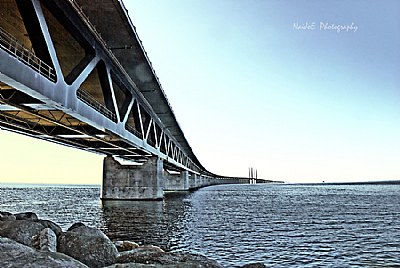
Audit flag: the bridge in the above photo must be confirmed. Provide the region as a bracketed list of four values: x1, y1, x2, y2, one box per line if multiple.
[0, 0, 267, 200]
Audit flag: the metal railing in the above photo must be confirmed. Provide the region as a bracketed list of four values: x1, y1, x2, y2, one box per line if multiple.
[126, 124, 143, 139]
[67, 1, 161, 123]
[77, 88, 117, 122]
[0, 26, 56, 82]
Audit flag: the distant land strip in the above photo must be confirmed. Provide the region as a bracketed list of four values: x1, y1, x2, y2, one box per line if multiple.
[291, 180, 400, 186]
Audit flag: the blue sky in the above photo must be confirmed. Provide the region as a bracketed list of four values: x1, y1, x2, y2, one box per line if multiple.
[0, 0, 399, 184]
[124, 0, 400, 182]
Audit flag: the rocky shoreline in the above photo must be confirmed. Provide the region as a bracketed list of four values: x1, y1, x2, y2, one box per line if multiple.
[0, 211, 265, 268]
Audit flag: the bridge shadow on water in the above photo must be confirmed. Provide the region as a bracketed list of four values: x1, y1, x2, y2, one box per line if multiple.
[99, 191, 192, 251]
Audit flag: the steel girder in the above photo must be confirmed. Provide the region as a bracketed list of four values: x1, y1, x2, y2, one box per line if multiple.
[0, 0, 209, 175]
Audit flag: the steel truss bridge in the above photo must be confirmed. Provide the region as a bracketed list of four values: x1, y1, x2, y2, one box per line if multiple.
[0, 0, 267, 199]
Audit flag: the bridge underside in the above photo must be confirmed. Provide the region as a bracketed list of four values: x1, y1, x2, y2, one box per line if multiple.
[0, 0, 153, 164]
[0, 81, 152, 163]
[0, 0, 261, 199]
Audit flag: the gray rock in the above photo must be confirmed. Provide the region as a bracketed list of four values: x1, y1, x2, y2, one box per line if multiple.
[36, 219, 63, 236]
[116, 248, 223, 268]
[14, 212, 38, 221]
[0, 220, 46, 248]
[105, 265, 156, 268]
[67, 222, 86, 231]
[176, 253, 224, 268]
[104, 265, 149, 268]
[0, 236, 88, 268]
[114, 240, 140, 252]
[38, 227, 57, 252]
[140, 245, 164, 253]
[58, 223, 118, 267]
[116, 246, 166, 264]
[68, 224, 109, 238]
[0, 211, 16, 221]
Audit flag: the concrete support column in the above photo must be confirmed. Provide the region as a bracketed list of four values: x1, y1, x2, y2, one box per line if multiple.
[164, 170, 189, 191]
[212, 177, 217, 185]
[198, 175, 205, 188]
[189, 174, 197, 190]
[205, 176, 209, 187]
[202, 177, 206, 187]
[101, 156, 164, 200]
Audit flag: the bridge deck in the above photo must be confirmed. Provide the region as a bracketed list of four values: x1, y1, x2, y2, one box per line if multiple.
[0, 0, 202, 172]
[0, 0, 264, 195]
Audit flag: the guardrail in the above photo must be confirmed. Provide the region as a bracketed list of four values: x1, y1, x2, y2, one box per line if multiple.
[77, 88, 117, 122]
[126, 124, 143, 139]
[0, 26, 56, 82]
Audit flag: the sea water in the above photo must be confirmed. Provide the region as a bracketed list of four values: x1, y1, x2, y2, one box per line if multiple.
[1, 183, 399, 267]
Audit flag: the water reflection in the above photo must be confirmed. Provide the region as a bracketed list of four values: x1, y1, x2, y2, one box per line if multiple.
[100, 191, 192, 250]
[2, 184, 400, 267]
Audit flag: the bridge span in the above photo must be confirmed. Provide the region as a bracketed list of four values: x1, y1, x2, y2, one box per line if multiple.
[0, 0, 268, 199]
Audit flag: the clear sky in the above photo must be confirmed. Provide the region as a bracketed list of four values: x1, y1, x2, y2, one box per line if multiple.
[1, 0, 399, 184]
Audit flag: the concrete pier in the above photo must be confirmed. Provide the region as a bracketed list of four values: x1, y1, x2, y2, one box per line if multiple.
[101, 156, 164, 200]
[189, 174, 198, 190]
[164, 170, 189, 191]
[101, 156, 259, 200]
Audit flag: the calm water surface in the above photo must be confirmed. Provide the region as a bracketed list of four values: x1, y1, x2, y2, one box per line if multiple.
[1, 183, 400, 267]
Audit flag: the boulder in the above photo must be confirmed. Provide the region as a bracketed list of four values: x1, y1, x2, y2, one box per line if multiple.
[0, 220, 46, 248]
[105, 265, 155, 268]
[14, 212, 38, 221]
[117, 246, 166, 264]
[38, 227, 57, 252]
[67, 222, 86, 231]
[141, 245, 164, 252]
[68, 224, 109, 238]
[58, 223, 118, 267]
[114, 240, 140, 252]
[0, 211, 16, 221]
[0, 236, 88, 268]
[175, 253, 225, 268]
[116, 248, 223, 268]
[36, 219, 63, 236]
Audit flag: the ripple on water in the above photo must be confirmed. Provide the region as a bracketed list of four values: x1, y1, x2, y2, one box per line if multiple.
[1, 183, 400, 267]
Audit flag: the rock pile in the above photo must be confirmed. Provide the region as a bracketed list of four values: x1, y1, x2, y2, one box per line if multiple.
[0, 211, 266, 268]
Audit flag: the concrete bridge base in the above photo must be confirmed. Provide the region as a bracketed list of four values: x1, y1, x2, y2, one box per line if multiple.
[101, 156, 164, 200]
[102, 156, 254, 200]
[164, 170, 189, 191]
